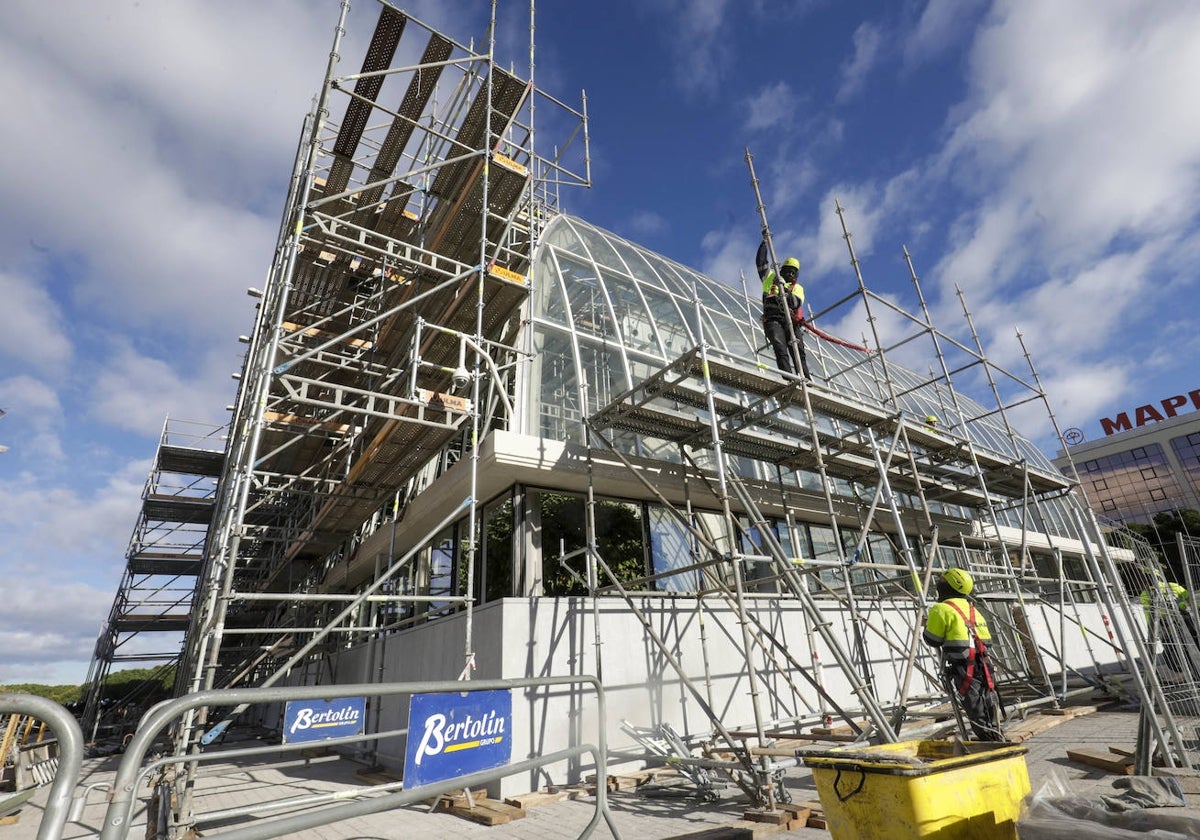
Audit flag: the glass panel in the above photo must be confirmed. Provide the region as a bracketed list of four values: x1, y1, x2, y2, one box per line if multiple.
[542, 216, 587, 256]
[484, 496, 514, 602]
[533, 490, 588, 597]
[532, 491, 647, 594]
[648, 505, 699, 592]
[741, 517, 790, 593]
[572, 220, 624, 267]
[639, 283, 690, 358]
[558, 255, 616, 341]
[429, 524, 458, 616]
[532, 326, 583, 442]
[705, 310, 756, 359]
[578, 340, 630, 414]
[808, 524, 842, 594]
[595, 500, 647, 589]
[601, 269, 660, 356]
[532, 247, 568, 322]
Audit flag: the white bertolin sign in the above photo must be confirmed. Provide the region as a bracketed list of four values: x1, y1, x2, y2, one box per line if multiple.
[404, 690, 512, 789]
[282, 697, 366, 744]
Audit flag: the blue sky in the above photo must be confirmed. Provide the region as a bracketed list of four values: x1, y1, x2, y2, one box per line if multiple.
[2, 0, 1199, 685]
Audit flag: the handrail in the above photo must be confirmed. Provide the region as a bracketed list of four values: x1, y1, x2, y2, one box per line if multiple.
[0, 695, 85, 840]
[100, 676, 618, 840]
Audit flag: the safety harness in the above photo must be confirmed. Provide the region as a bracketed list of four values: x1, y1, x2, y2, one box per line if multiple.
[946, 600, 995, 695]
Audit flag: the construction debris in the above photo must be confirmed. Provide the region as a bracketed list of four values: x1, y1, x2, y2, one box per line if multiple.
[1066, 747, 1135, 775]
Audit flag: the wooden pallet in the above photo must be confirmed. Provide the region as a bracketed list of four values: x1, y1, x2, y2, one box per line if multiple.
[434, 788, 526, 826]
[1003, 704, 1102, 743]
[663, 804, 815, 838]
[504, 787, 581, 809]
[1065, 747, 1135, 775]
[586, 766, 681, 792]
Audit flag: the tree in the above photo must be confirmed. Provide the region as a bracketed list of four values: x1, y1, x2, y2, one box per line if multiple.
[1126, 509, 1200, 584]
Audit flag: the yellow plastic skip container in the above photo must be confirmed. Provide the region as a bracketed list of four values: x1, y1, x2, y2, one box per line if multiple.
[802, 740, 1030, 840]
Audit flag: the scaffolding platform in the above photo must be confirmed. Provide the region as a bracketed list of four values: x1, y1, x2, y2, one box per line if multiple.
[590, 345, 1071, 510]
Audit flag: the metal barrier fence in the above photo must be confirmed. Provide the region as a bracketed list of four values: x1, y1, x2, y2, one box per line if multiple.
[4, 676, 618, 840]
[0, 694, 85, 840]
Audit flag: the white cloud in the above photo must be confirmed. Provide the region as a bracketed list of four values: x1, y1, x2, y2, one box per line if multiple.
[905, 0, 987, 67]
[0, 375, 66, 463]
[628, 211, 671, 239]
[915, 0, 1200, 394]
[642, 0, 734, 96]
[0, 473, 147, 684]
[943, 2, 1200, 264]
[837, 23, 883, 102]
[747, 81, 796, 131]
[0, 375, 62, 417]
[89, 343, 237, 436]
[0, 272, 71, 372]
[700, 225, 758, 293]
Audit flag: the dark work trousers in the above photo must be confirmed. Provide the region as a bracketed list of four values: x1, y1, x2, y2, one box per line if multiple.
[947, 661, 1003, 741]
[763, 318, 811, 377]
[763, 317, 794, 374]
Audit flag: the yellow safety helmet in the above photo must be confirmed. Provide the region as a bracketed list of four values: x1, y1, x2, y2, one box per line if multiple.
[925, 414, 939, 425]
[781, 257, 801, 276]
[940, 567, 974, 596]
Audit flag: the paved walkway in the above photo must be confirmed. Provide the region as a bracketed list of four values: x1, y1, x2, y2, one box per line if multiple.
[8, 706, 1200, 839]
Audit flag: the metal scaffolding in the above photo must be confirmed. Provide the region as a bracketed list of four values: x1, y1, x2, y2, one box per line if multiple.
[81, 0, 1200, 826]
[162, 0, 588, 767]
[82, 418, 225, 741]
[576, 199, 1200, 798]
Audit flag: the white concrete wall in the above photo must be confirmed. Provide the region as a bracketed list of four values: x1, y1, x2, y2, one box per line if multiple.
[327, 593, 1123, 796]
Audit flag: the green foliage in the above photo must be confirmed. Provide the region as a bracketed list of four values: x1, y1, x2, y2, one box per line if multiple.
[476, 492, 648, 599]
[541, 494, 646, 596]
[0, 684, 82, 705]
[2, 666, 177, 709]
[1126, 509, 1200, 583]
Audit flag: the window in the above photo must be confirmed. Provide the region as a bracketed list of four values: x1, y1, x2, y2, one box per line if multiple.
[648, 505, 700, 592]
[1092, 479, 1108, 491]
[483, 497, 514, 602]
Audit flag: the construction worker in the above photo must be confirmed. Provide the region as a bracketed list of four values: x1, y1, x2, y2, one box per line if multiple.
[1140, 577, 1197, 677]
[1140, 578, 1189, 617]
[924, 414, 939, 428]
[755, 239, 810, 378]
[923, 568, 1004, 741]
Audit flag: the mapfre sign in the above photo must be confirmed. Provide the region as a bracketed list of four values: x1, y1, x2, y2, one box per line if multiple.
[1100, 389, 1200, 436]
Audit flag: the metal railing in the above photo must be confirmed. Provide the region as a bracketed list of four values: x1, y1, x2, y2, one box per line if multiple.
[97, 676, 618, 840]
[5, 677, 618, 839]
[0, 695, 85, 840]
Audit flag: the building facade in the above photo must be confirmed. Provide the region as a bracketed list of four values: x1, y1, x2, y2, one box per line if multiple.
[1055, 408, 1200, 525]
[86, 2, 1188, 812]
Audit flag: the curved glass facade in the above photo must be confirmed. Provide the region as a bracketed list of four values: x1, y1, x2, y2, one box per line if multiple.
[522, 214, 1071, 536]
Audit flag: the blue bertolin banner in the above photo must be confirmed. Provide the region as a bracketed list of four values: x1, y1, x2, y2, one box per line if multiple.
[403, 689, 512, 789]
[282, 697, 367, 744]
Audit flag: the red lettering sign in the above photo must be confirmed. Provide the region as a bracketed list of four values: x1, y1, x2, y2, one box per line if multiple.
[1100, 413, 1132, 436]
[1100, 388, 1200, 435]
[1163, 395, 1188, 417]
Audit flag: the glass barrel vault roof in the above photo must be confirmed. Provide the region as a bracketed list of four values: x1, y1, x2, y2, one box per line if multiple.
[522, 214, 1060, 484]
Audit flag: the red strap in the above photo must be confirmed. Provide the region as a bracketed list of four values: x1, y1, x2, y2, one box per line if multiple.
[801, 320, 871, 353]
[945, 601, 995, 693]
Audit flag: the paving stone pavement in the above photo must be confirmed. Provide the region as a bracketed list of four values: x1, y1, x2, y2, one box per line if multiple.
[8, 707, 1200, 839]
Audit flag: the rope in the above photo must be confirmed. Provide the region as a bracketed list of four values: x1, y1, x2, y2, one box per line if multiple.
[800, 320, 871, 353]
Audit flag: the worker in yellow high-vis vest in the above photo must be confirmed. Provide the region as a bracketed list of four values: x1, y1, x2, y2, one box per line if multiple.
[923, 568, 1004, 741]
[1140, 578, 1198, 677]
